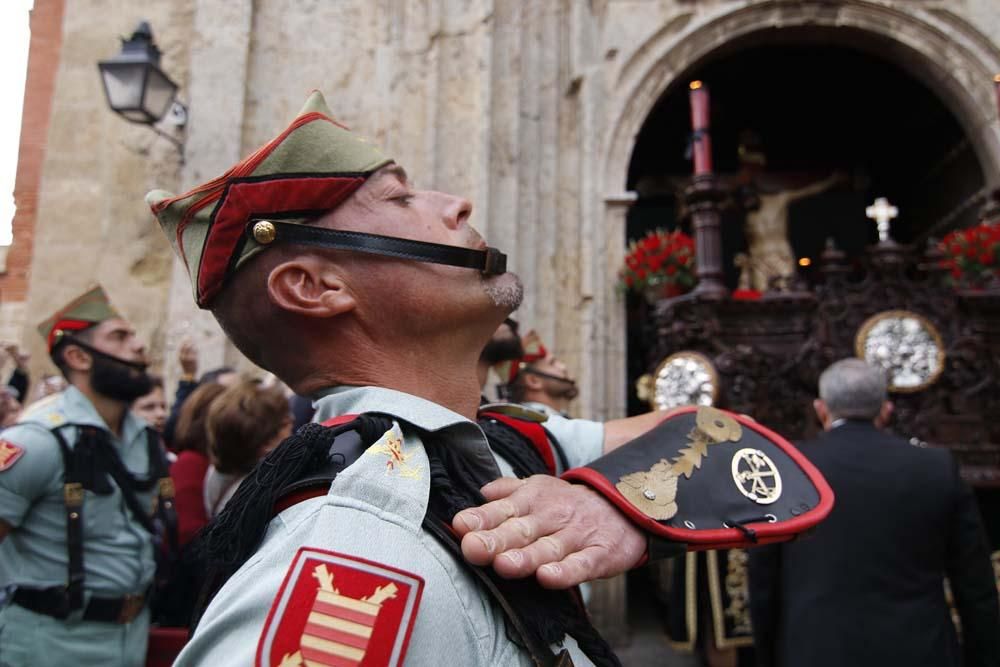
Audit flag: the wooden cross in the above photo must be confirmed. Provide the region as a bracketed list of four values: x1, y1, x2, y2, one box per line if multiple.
[865, 197, 898, 243]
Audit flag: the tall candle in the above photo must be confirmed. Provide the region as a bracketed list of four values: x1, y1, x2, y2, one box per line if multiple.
[689, 81, 712, 175]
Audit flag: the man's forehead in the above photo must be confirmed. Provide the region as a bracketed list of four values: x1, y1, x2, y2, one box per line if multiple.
[93, 317, 135, 336]
[538, 355, 567, 371]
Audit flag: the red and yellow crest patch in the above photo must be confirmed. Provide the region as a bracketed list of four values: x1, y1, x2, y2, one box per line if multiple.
[0, 440, 24, 472]
[256, 548, 424, 667]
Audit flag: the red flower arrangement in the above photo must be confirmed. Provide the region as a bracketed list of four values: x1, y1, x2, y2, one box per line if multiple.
[939, 224, 1000, 288]
[619, 229, 697, 298]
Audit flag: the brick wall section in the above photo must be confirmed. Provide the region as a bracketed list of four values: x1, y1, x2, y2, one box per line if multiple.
[0, 0, 65, 303]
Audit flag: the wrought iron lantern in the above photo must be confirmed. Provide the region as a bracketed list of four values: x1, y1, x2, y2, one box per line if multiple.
[98, 21, 180, 125]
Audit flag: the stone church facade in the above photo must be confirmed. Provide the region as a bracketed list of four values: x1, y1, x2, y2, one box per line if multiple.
[1, 0, 999, 640]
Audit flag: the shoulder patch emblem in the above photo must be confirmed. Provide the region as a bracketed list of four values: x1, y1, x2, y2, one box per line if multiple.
[257, 547, 424, 667]
[0, 440, 25, 471]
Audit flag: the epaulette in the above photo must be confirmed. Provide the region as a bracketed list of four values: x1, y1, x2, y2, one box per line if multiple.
[562, 406, 834, 552]
[478, 401, 548, 423]
[17, 392, 68, 429]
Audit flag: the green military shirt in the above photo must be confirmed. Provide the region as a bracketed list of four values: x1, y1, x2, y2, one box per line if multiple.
[0, 386, 156, 597]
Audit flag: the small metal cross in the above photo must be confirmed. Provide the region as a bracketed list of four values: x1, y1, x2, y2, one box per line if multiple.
[865, 197, 898, 243]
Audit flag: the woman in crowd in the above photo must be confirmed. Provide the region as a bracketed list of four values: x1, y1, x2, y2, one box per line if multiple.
[203, 380, 293, 518]
[132, 375, 168, 434]
[170, 382, 227, 547]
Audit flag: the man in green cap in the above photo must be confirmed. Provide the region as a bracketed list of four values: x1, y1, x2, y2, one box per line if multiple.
[0, 286, 174, 667]
[148, 92, 831, 666]
[149, 91, 650, 666]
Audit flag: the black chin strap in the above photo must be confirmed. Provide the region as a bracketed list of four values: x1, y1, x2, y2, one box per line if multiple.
[62, 337, 148, 372]
[247, 220, 508, 275]
[522, 368, 577, 388]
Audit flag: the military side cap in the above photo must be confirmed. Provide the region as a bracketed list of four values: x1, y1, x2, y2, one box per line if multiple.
[562, 406, 834, 550]
[494, 330, 548, 385]
[146, 91, 393, 308]
[37, 285, 121, 352]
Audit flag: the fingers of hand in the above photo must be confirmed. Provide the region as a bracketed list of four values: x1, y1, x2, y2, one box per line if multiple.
[536, 546, 610, 589]
[460, 530, 496, 567]
[478, 476, 527, 501]
[513, 484, 647, 587]
[456, 508, 540, 563]
[453, 493, 525, 536]
[482, 475, 575, 533]
[469, 514, 539, 562]
[492, 533, 569, 579]
[457, 513, 537, 565]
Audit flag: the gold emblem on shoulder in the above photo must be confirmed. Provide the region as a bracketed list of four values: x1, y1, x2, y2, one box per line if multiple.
[731, 448, 782, 505]
[616, 407, 745, 520]
[368, 431, 422, 480]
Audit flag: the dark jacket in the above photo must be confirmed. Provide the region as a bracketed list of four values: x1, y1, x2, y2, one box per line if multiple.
[6, 367, 28, 400]
[748, 420, 1000, 667]
[162, 379, 198, 449]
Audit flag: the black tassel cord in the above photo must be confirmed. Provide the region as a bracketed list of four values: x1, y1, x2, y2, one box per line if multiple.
[422, 436, 621, 667]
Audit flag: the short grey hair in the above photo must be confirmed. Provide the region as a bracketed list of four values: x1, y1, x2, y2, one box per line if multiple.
[818, 358, 888, 421]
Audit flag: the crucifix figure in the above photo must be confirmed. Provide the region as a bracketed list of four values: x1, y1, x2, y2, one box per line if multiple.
[865, 197, 898, 243]
[733, 131, 848, 291]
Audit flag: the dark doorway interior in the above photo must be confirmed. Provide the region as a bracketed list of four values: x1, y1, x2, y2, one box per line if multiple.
[626, 38, 985, 282]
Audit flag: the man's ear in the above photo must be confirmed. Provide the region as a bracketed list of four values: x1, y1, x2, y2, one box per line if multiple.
[523, 371, 544, 391]
[813, 399, 830, 430]
[875, 400, 894, 429]
[61, 344, 93, 373]
[267, 257, 356, 318]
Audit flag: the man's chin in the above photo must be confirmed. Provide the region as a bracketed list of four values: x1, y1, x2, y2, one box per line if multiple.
[482, 272, 524, 311]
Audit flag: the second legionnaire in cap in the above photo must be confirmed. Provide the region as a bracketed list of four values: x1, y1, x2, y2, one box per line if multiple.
[0, 286, 175, 667]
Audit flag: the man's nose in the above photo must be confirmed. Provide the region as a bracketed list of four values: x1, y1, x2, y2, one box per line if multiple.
[441, 193, 472, 230]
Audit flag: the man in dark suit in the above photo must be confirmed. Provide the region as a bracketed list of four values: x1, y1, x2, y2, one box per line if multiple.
[748, 358, 1000, 667]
